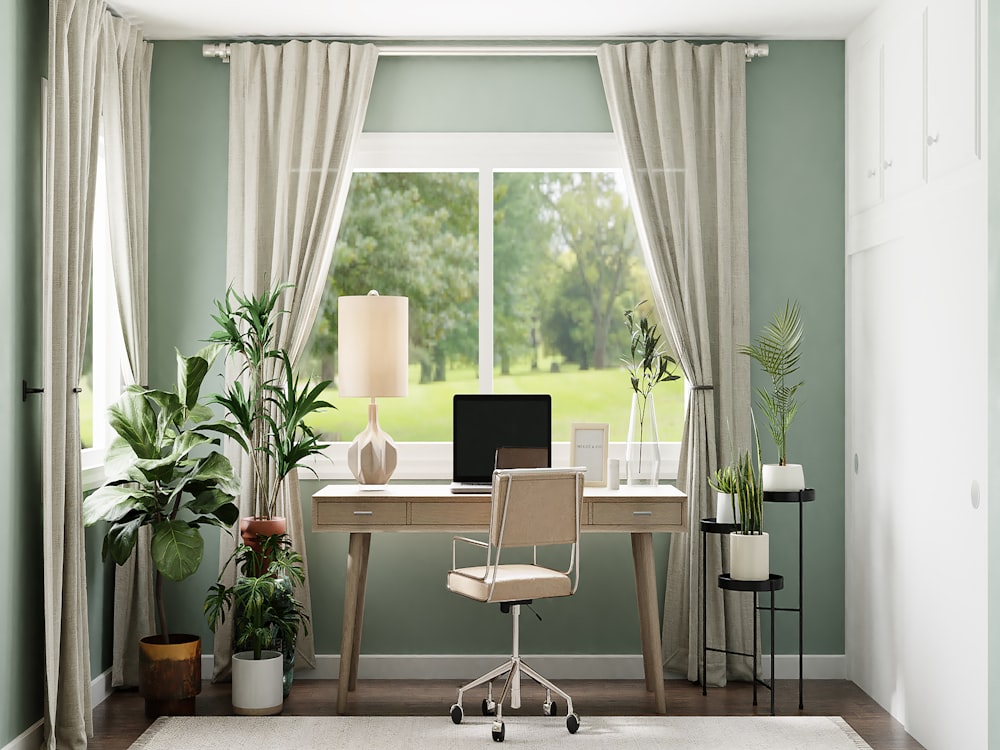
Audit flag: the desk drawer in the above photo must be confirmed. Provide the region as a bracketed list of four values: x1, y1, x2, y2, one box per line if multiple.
[411, 502, 490, 526]
[591, 501, 683, 528]
[316, 502, 407, 527]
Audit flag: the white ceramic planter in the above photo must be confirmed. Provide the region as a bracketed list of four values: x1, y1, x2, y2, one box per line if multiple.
[761, 463, 805, 492]
[715, 492, 738, 525]
[729, 532, 769, 581]
[232, 650, 283, 716]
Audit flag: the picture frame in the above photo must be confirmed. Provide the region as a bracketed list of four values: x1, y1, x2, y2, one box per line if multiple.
[569, 422, 610, 487]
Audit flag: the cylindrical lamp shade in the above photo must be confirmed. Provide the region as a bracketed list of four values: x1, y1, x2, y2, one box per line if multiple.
[337, 292, 409, 398]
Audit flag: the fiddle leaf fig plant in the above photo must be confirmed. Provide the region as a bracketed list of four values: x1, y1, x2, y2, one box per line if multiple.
[83, 346, 241, 639]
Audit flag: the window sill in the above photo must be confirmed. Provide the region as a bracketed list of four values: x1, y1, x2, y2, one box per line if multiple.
[297, 442, 680, 484]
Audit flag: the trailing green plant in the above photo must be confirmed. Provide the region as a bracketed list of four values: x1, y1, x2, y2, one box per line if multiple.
[207, 285, 334, 520]
[204, 533, 310, 661]
[739, 300, 804, 466]
[622, 301, 680, 447]
[83, 346, 241, 640]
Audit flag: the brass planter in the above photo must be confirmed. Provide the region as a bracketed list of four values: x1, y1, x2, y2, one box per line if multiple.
[138, 634, 202, 719]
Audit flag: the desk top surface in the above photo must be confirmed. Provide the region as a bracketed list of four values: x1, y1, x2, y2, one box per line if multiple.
[313, 483, 686, 501]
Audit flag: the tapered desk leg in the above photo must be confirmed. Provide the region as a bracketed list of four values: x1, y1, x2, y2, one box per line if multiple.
[337, 531, 371, 714]
[631, 532, 666, 714]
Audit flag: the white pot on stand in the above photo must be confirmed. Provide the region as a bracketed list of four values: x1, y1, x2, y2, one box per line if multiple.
[232, 650, 284, 715]
[761, 463, 805, 492]
[729, 532, 769, 581]
[715, 492, 739, 525]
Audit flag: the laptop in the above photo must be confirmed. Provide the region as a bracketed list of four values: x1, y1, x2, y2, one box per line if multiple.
[450, 394, 552, 493]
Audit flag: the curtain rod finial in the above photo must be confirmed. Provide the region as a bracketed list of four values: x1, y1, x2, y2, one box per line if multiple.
[745, 42, 769, 62]
[202, 43, 231, 63]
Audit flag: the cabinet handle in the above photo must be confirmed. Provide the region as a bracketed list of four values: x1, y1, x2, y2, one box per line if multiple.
[882, 159, 893, 169]
[927, 133, 940, 146]
[632, 510, 653, 516]
[353, 510, 374, 516]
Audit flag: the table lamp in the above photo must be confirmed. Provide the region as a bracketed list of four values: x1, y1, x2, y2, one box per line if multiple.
[337, 291, 409, 486]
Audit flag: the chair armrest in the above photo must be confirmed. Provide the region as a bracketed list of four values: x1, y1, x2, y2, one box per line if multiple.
[452, 535, 488, 570]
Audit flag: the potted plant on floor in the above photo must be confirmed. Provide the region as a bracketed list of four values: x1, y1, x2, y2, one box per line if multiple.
[207, 284, 333, 545]
[83, 347, 241, 718]
[204, 533, 309, 715]
[621, 300, 680, 485]
[739, 300, 805, 492]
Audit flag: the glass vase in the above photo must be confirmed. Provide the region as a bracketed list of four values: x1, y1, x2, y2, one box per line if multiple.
[625, 392, 660, 486]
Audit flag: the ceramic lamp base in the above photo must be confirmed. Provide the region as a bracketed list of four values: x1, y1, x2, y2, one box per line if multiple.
[347, 401, 398, 485]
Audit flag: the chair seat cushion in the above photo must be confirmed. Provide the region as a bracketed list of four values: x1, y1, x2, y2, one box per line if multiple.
[448, 564, 572, 603]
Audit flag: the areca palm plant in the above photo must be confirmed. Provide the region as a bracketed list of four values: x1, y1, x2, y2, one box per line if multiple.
[207, 285, 333, 521]
[739, 300, 804, 467]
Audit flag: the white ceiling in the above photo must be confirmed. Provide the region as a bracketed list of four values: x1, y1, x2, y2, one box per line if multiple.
[105, 0, 881, 41]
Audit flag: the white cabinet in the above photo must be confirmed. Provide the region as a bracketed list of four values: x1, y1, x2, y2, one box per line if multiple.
[847, 0, 980, 215]
[848, 40, 882, 215]
[881, 7, 924, 199]
[925, 0, 980, 178]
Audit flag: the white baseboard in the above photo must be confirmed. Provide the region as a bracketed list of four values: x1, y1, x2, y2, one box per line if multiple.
[200, 653, 846, 682]
[1, 669, 113, 750]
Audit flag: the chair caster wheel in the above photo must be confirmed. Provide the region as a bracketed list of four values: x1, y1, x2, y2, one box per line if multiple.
[482, 698, 496, 716]
[449, 703, 463, 724]
[544, 699, 559, 716]
[566, 713, 580, 734]
[491, 720, 505, 742]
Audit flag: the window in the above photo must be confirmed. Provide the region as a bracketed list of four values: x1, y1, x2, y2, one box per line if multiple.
[81, 138, 125, 481]
[300, 133, 683, 479]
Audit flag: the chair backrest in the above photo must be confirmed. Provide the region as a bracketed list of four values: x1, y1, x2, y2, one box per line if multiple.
[494, 446, 549, 470]
[489, 468, 583, 549]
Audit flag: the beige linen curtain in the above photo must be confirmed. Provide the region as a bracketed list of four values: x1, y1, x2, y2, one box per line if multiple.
[598, 40, 754, 685]
[213, 40, 378, 680]
[42, 0, 105, 746]
[101, 12, 153, 688]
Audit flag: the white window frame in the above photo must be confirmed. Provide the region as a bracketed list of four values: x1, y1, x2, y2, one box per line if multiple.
[81, 138, 126, 490]
[296, 131, 682, 481]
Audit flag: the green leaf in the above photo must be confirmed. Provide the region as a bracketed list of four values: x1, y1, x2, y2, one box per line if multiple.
[83, 484, 154, 526]
[151, 521, 205, 582]
[108, 389, 159, 460]
[103, 436, 140, 482]
[177, 350, 212, 412]
[105, 517, 143, 565]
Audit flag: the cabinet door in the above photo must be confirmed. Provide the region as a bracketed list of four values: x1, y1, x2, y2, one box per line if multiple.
[882, 8, 925, 199]
[847, 40, 882, 215]
[925, 0, 980, 178]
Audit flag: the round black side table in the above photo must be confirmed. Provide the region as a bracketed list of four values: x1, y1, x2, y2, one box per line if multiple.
[718, 573, 784, 716]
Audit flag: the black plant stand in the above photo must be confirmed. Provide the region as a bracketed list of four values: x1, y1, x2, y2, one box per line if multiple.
[718, 573, 784, 716]
[699, 518, 740, 695]
[763, 488, 815, 709]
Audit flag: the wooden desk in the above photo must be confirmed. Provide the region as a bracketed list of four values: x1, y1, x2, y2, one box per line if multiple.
[311, 483, 688, 714]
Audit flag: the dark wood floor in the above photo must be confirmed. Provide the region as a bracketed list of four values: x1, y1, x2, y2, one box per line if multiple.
[90, 678, 925, 750]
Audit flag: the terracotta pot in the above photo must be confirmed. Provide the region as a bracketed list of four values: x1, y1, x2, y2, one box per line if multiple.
[138, 634, 202, 719]
[239, 516, 287, 549]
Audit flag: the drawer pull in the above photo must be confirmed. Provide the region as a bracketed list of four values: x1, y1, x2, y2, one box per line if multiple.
[633, 510, 653, 516]
[353, 510, 374, 516]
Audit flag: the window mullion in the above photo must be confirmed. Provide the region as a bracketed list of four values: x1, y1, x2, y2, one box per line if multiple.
[478, 165, 494, 393]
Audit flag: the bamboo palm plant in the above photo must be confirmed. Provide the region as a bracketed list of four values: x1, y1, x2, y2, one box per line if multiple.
[207, 285, 333, 521]
[739, 300, 804, 466]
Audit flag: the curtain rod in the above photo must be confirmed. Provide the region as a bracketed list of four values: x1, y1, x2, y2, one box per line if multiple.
[202, 41, 769, 64]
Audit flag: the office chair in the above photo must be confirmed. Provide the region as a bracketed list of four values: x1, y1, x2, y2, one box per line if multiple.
[447, 467, 584, 742]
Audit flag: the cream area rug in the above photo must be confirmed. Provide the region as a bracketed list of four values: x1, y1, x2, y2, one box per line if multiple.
[131, 715, 873, 749]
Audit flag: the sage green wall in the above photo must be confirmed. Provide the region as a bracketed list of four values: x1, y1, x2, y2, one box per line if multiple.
[141, 40, 845, 660]
[745, 41, 846, 656]
[0, 0, 46, 745]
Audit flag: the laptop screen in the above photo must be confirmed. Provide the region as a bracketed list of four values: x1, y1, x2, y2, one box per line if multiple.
[452, 394, 552, 483]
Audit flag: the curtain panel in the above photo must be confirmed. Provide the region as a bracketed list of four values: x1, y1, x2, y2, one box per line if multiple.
[598, 40, 754, 686]
[42, 0, 106, 746]
[214, 39, 378, 680]
[101, 11, 154, 689]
